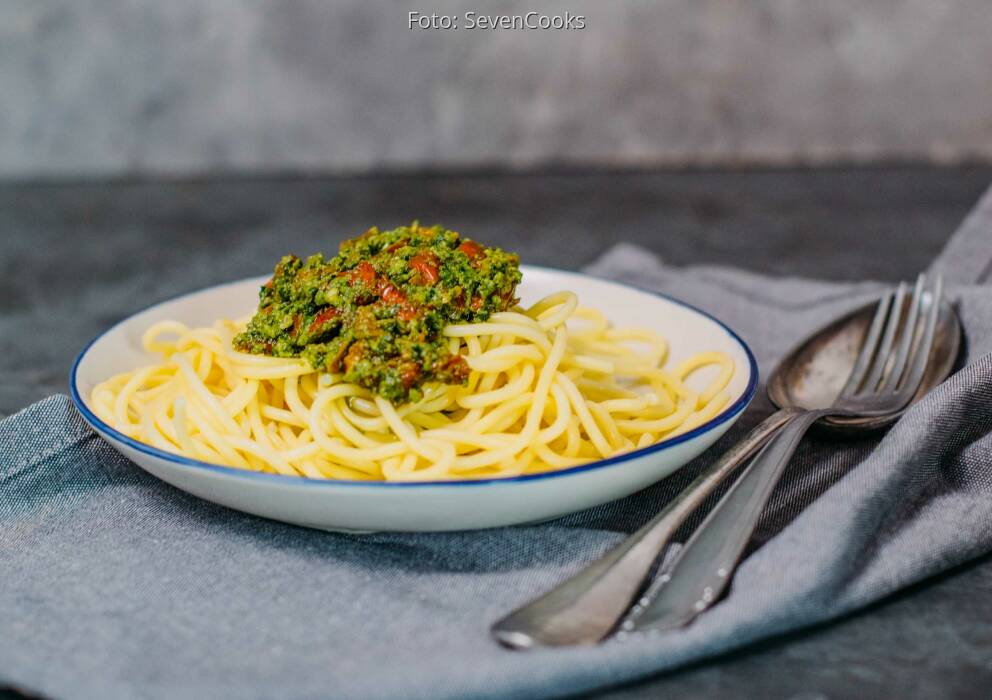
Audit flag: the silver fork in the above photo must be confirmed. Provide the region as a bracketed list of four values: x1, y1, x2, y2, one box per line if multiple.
[624, 273, 944, 632]
[492, 274, 943, 648]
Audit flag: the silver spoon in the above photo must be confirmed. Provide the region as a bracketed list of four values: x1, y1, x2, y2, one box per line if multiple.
[492, 277, 960, 649]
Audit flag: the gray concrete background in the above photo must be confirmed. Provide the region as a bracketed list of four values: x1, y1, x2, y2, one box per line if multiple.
[3, 1, 992, 178]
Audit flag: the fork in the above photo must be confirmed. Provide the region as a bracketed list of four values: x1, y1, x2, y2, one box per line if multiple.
[622, 273, 944, 631]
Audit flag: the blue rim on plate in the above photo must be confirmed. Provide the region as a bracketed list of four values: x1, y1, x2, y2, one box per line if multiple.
[70, 266, 759, 488]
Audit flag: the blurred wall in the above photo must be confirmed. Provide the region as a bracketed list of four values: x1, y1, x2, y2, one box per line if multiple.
[2, 0, 991, 178]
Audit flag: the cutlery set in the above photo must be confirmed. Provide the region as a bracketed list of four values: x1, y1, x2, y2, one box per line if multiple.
[494, 274, 959, 648]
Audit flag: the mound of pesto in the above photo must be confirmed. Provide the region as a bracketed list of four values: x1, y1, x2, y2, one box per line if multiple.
[234, 224, 522, 403]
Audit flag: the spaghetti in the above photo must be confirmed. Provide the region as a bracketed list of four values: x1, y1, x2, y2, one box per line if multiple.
[91, 291, 735, 481]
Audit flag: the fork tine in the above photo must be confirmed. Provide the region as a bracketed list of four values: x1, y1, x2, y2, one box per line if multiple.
[839, 288, 894, 397]
[861, 282, 909, 394]
[897, 274, 943, 398]
[879, 274, 926, 392]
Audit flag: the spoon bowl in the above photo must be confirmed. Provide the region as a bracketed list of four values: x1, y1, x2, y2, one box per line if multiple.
[767, 293, 961, 432]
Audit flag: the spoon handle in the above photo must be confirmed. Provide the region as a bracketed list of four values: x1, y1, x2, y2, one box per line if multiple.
[628, 408, 825, 631]
[491, 407, 799, 649]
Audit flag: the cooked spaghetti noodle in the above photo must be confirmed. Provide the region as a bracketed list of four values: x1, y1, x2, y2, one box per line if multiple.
[91, 292, 734, 481]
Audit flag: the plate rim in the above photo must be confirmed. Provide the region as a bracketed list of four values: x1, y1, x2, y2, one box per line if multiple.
[69, 264, 759, 488]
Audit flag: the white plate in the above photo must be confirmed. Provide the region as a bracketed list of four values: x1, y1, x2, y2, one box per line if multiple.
[70, 266, 757, 532]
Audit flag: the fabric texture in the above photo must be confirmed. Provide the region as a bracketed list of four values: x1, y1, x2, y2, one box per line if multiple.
[3, 186, 992, 700]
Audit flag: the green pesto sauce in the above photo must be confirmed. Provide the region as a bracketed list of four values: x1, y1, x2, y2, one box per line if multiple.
[233, 224, 522, 403]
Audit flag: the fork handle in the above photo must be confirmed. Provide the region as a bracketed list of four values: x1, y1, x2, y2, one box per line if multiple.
[628, 408, 826, 631]
[490, 408, 799, 649]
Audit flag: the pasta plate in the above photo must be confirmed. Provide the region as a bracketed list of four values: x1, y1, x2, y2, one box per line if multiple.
[71, 266, 757, 531]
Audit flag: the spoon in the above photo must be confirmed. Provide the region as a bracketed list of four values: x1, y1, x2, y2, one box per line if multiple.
[491, 283, 961, 649]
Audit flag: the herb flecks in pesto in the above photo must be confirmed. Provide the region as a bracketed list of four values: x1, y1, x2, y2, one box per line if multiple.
[234, 224, 522, 403]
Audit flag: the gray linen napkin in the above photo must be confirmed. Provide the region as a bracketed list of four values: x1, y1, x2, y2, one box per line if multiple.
[3, 187, 992, 700]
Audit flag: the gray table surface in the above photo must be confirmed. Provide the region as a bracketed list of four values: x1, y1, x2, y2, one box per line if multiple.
[4, 165, 992, 699]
